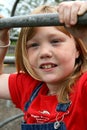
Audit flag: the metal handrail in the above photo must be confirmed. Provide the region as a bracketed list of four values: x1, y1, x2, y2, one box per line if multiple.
[0, 13, 87, 29]
[0, 113, 24, 128]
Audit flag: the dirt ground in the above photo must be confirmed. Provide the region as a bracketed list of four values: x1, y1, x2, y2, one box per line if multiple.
[0, 64, 23, 130]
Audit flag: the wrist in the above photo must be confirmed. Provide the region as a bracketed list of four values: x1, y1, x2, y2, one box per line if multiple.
[0, 40, 10, 48]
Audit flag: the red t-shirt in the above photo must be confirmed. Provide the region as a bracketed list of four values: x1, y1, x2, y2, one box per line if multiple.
[9, 72, 87, 130]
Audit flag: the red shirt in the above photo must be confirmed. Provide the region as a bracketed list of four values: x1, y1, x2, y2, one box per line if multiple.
[9, 72, 87, 130]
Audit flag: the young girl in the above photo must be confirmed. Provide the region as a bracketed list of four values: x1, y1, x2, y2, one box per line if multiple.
[0, 1, 87, 130]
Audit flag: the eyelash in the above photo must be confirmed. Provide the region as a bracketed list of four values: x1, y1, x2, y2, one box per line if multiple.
[26, 43, 39, 48]
[51, 39, 61, 44]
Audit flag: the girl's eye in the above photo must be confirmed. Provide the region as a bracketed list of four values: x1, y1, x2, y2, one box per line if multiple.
[51, 39, 60, 45]
[26, 43, 39, 48]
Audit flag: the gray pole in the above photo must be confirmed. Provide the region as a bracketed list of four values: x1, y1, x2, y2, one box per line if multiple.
[0, 13, 87, 29]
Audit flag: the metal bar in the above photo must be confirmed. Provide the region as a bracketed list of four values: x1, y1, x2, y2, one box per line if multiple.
[4, 56, 15, 64]
[0, 113, 24, 128]
[0, 13, 87, 29]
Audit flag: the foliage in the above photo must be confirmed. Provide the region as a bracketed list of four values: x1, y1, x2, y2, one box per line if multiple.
[13, 0, 57, 16]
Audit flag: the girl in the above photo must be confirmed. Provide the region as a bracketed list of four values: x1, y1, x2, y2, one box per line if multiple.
[0, 1, 87, 130]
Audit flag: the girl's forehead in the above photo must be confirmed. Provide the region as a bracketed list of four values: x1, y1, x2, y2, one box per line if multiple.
[31, 26, 71, 36]
[33, 26, 59, 31]
[30, 27, 62, 36]
[27, 26, 72, 41]
[30, 26, 70, 38]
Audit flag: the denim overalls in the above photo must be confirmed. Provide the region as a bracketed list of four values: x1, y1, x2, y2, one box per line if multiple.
[21, 83, 70, 130]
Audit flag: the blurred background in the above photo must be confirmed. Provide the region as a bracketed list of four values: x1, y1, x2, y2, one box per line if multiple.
[0, 0, 85, 130]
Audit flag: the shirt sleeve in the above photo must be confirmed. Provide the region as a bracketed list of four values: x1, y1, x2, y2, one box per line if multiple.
[8, 73, 39, 110]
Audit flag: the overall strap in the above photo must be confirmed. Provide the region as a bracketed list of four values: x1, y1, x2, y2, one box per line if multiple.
[24, 82, 43, 111]
[56, 102, 71, 112]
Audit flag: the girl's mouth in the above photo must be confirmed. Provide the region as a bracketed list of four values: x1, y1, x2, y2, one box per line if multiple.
[40, 63, 57, 69]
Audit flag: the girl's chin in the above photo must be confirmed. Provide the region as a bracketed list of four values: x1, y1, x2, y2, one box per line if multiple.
[41, 75, 67, 84]
[41, 77, 60, 83]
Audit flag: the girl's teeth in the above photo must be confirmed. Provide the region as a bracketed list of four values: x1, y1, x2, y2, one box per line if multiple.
[45, 65, 51, 69]
[42, 64, 54, 69]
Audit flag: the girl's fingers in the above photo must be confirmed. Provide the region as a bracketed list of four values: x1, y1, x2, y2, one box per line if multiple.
[57, 2, 75, 26]
[57, 4, 64, 23]
[70, 4, 81, 25]
[63, 6, 71, 27]
[57, 1, 87, 27]
[78, 1, 87, 15]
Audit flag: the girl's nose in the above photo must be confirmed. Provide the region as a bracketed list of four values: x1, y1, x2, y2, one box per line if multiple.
[39, 47, 52, 59]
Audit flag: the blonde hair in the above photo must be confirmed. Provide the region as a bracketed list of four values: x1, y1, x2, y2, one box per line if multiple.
[15, 5, 87, 103]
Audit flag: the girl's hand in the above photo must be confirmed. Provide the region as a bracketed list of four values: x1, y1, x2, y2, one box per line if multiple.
[57, 1, 87, 27]
[0, 15, 10, 45]
[57, 1, 87, 44]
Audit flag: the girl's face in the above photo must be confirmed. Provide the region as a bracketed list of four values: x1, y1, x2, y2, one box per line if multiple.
[26, 27, 79, 84]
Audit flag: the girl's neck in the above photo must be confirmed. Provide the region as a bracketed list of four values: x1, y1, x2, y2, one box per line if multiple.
[46, 82, 63, 96]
